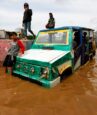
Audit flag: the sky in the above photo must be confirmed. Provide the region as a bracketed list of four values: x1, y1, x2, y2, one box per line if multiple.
[0, 0, 97, 34]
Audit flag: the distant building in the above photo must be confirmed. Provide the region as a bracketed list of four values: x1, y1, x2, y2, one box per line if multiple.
[0, 28, 25, 39]
[0, 30, 11, 39]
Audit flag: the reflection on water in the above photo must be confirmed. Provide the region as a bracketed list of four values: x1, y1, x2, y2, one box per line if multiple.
[0, 52, 97, 114]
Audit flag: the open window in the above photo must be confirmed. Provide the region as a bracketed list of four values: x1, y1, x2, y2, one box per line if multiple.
[72, 30, 81, 65]
[73, 30, 81, 51]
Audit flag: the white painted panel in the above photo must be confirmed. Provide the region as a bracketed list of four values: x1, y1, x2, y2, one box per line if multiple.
[20, 49, 69, 63]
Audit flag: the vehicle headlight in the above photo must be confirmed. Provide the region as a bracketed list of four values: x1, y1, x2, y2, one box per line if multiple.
[41, 67, 49, 79]
[31, 67, 35, 73]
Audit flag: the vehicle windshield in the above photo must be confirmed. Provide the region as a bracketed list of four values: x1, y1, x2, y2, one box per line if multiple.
[35, 30, 69, 45]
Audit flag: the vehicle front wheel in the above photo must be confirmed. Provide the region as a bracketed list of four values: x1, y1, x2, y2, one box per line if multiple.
[60, 67, 73, 80]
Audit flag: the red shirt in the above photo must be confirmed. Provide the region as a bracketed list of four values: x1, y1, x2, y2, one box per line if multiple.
[17, 40, 25, 54]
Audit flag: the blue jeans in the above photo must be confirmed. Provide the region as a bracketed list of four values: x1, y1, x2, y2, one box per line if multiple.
[23, 21, 34, 36]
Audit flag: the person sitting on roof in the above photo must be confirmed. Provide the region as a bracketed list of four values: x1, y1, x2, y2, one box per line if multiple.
[45, 13, 55, 29]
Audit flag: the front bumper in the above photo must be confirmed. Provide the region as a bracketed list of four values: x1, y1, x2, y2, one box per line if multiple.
[13, 70, 60, 88]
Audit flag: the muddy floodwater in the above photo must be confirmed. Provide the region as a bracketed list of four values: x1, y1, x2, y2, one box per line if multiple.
[0, 53, 97, 115]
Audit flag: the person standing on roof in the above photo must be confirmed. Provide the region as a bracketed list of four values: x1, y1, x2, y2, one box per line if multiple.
[23, 3, 35, 39]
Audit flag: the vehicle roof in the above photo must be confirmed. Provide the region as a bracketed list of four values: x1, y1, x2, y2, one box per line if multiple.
[40, 26, 94, 32]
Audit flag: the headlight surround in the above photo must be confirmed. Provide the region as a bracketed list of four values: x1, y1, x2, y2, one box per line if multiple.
[31, 67, 35, 73]
[41, 67, 49, 79]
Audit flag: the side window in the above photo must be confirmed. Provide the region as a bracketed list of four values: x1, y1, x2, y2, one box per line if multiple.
[90, 31, 93, 38]
[89, 31, 96, 51]
[73, 31, 80, 49]
[82, 31, 89, 43]
[90, 31, 94, 41]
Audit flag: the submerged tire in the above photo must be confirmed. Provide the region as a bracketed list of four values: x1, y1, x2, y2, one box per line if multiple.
[61, 67, 72, 80]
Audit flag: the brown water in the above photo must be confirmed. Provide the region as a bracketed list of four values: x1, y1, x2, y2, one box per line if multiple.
[0, 53, 97, 115]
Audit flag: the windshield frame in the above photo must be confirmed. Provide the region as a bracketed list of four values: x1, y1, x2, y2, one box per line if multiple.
[35, 29, 69, 46]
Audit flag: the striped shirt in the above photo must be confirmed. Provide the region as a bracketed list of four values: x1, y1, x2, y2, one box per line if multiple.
[8, 40, 25, 56]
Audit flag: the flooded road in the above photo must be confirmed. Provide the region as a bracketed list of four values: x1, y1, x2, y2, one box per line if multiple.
[0, 53, 97, 115]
